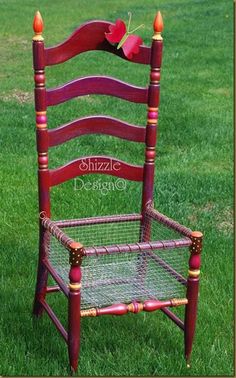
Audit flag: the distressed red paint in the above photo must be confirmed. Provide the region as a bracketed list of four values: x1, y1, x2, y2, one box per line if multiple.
[32, 11, 203, 373]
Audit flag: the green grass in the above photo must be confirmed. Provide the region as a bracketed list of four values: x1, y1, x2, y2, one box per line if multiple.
[0, 0, 234, 376]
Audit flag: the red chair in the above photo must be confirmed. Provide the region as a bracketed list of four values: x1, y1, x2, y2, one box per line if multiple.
[32, 10, 203, 373]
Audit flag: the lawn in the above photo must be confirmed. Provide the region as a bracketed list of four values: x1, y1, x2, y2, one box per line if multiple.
[0, 0, 234, 376]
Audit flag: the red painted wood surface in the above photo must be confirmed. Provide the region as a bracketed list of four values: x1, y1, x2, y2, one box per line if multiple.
[141, 34, 163, 213]
[40, 298, 68, 342]
[89, 298, 185, 317]
[68, 264, 82, 372]
[84, 238, 191, 256]
[46, 76, 148, 106]
[55, 213, 142, 228]
[68, 287, 81, 372]
[33, 36, 50, 318]
[161, 307, 184, 330]
[146, 205, 192, 237]
[184, 277, 199, 363]
[49, 116, 146, 147]
[43, 259, 69, 296]
[45, 20, 150, 66]
[49, 156, 144, 187]
[184, 232, 203, 364]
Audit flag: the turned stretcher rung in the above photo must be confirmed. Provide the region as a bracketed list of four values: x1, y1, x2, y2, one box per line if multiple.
[43, 259, 69, 296]
[80, 298, 188, 317]
[46, 285, 61, 293]
[146, 250, 187, 285]
[161, 307, 184, 330]
[40, 298, 68, 342]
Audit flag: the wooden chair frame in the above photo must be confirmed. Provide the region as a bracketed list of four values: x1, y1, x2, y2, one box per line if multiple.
[32, 11, 203, 373]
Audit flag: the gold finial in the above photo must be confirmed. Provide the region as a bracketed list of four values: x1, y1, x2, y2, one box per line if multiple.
[153, 11, 163, 40]
[33, 11, 44, 41]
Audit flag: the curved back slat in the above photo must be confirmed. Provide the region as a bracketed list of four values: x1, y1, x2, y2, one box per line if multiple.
[48, 116, 146, 147]
[45, 20, 151, 66]
[50, 156, 144, 187]
[46, 76, 148, 106]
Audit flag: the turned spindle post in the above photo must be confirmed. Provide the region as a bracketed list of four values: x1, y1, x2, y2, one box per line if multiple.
[32, 11, 50, 316]
[138, 12, 164, 281]
[141, 11, 163, 215]
[68, 242, 84, 373]
[184, 231, 203, 367]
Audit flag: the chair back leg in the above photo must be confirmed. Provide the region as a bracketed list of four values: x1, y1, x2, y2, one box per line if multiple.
[33, 226, 49, 316]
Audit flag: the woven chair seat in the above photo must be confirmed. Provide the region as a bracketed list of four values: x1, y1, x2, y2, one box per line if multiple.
[47, 212, 190, 310]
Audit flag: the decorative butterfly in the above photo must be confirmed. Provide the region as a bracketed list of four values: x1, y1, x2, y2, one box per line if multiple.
[105, 12, 144, 59]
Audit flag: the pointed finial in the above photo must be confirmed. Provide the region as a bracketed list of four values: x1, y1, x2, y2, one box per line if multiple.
[153, 11, 163, 40]
[33, 11, 44, 41]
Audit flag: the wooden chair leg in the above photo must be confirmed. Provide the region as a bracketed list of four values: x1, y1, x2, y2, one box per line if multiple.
[184, 231, 203, 366]
[33, 228, 48, 316]
[33, 260, 48, 316]
[68, 265, 82, 373]
[184, 277, 199, 366]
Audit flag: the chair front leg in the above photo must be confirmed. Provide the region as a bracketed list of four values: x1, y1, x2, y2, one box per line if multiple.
[184, 231, 203, 366]
[68, 243, 83, 373]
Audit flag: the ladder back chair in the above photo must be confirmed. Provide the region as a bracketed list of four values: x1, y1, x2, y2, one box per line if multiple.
[32, 10, 203, 373]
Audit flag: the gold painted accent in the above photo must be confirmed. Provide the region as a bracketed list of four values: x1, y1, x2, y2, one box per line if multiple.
[188, 269, 200, 278]
[80, 308, 97, 317]
[191, 231, 203, 238]
[152, 32, 163, 41]
[35, 83, 45, 87]
[70, 242, 84, 250]
[36, 111, 46, 115]
[137, 303, 144, 312]
[39, 164, 48, 169]
[38, 152, 47, 156]
[127, 302, 143, 313]
[127, 303, 134, 312]
[148, 107, 158, 112]
[69, 282, 81, 291]
[150, 80, 159, 84]
[148, 119, 157, 124]
[171, 298, 188, 306]
[33, 34, 44, 41]
[36, 123, 47, 129]
[147, 147, 155, 150]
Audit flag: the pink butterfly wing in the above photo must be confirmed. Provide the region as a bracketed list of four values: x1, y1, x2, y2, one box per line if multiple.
[105, 19, 126, 44]
[122, 35, 143, 59]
